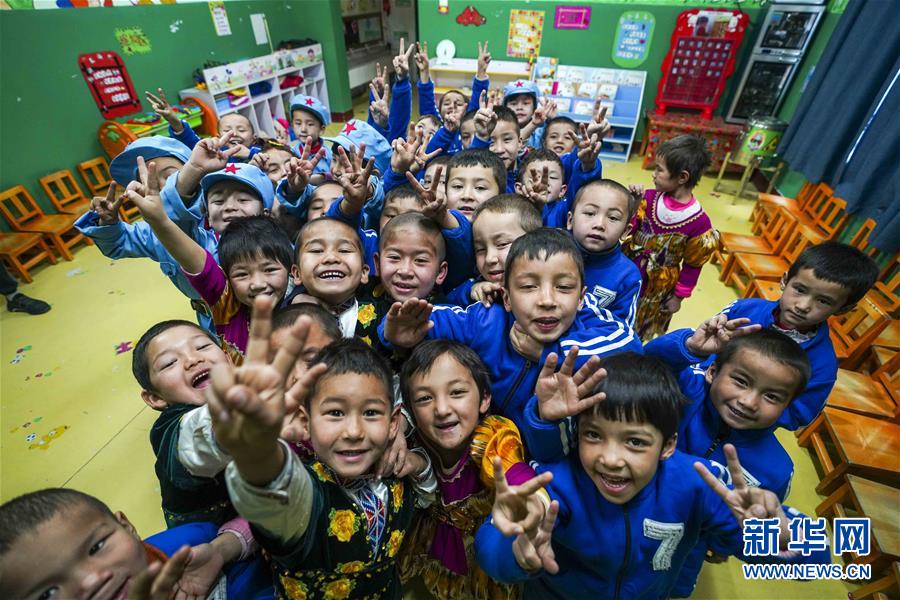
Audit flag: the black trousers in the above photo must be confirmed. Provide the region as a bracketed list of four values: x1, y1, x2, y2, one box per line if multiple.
[0, 264, 19, 296]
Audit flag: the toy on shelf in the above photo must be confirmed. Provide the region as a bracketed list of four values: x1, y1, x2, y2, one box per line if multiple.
[97, 98, 215, 160]
[655, 9, 748, 119]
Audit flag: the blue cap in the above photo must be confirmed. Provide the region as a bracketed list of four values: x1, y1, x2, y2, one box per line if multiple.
[200, 163, 275, 210]
[502, 80, 541, 103]
[109, 136, 192, 187]
[322, 120, 391, 176]
[289, 94, 330, 126]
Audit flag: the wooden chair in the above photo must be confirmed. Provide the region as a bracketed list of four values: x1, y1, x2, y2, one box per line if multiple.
[742, 279, 782, 301]
[800, 183, 848, 239]
[39, 170, 91, 215]
[829, 294, 891, 370]
[816, 476, 900, 577]
[713, 206, 797, 266]
[0, 232, 57, 283]
[796, 407, 900, 495]
[871, 258, 900, 318]
[750, 181, 815, 235]
[851, 562, 900, 600]
[827, 352, 899, 422]
[719, 223, 824, 296]
[0, 185, 90, 261]
[77, 156, 113, 196]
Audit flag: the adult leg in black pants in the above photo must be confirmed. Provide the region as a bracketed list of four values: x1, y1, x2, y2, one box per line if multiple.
[1, 264, 50, 315]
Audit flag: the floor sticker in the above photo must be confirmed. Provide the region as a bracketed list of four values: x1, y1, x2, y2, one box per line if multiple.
[10, 345, 32, 365]
[28, 425, 70, 450]
[116, 341, 135, 355]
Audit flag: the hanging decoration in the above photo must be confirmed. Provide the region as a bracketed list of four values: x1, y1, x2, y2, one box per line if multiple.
[612, 11, 655, 68]
[456, 5, 486, 26]
[78, 51, 141, 119]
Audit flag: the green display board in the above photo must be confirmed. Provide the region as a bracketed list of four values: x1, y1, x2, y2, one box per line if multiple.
[0, 1, 351, 219]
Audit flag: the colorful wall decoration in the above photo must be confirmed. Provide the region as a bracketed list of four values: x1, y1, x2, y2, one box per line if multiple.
[554, 5, 591, 30]
[507, 8, 544, 58]
[78, 51, 141, 118]
[612, 11, 654, 68]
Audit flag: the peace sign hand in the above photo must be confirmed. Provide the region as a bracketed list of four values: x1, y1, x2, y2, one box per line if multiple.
[335, 145, 374, 209]
[369, 81, 390, 130]
[476, 41, 492, 80]
[534, 347, 607, 422]
[686, 315, 762, 358]
[520, 165, 552, 206]
[408, 166, 446, 222]
[414, 40, 430, 82]
[371, 62, 388, 97]
[393, 38, 416, 80]
[145, 88, 182, 130]
[512, 499, 560, 575]
[92, 182, 122, 225]
[586, 105, 611, 140]
[187, 131, 242, 174]
[474, 90, 498, 140]
[124, 157, 166, 225]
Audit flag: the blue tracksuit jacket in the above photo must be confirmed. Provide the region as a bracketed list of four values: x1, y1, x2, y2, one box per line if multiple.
[420, 77, 489, 158]
[579, 241, 641, 329]
[379, 293, 642, 431]
[474, 450, 829, 599]
[717, 299, 838, 430]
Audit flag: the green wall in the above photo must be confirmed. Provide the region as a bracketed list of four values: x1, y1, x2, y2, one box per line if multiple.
[0, 1, 350, 220]
[417, 0, 767, 139]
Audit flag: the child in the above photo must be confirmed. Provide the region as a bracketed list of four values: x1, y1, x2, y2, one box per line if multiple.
[542, 116, 578, 157]
[107, 135, 192, 189]
[251, 138, 296, 186]
[645, 318, 811, 597]
[624, 134, 719, 341]
[306, 181, 344, 221]
[203, 300, 436, 599]
[568, 179, 642, 327]
[0, 488, 272, 599]
[421, 155, 451, 205]
[515, 149, 567, 212]
[475, 353, 831, 598]
[397, 340, 541, 600]
[377, 211, 449, 305]
[448, 193, 542, 307]
[715, 241, 879, 430]
[288, 93, 332, 181]
[489, 105, 523, 192]
[131, 318, 237, 526]
[126, 161, 292, 354]
[367, 38, 416, 145]
[380, 228, 642, 431]
[502, 79, 543, 148]
[444, 148, 505, 221]
[147, 88, 260, 161]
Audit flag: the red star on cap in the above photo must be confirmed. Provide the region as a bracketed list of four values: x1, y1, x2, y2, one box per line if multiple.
[305, 98, 315, 106]
[224, 164, 239, 173]
[341, 122, 357, 135]
[515, 81, 524, 87]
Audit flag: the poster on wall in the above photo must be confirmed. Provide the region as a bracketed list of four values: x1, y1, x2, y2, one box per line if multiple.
[78, 51, 141, 119]
[208, 1, 231, 37]
[554, 5, 591, 30]
[612, 11, 654, 68]
[507, 9, 544, 58]
[114, 26, 151, 56]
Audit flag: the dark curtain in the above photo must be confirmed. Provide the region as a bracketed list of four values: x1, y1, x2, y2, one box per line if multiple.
[778, 0, 900, 252]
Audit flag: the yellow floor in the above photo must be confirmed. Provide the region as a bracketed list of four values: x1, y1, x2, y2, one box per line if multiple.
[1, 110, 852, 598]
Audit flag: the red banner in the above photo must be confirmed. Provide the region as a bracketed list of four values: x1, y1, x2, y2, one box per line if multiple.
[78, 51, 141, 119]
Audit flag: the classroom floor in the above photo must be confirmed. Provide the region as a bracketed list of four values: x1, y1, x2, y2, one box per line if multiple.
[0, 100, 853, 599]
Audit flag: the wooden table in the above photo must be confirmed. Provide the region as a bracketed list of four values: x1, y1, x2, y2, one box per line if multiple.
[640, 110, 744, 172]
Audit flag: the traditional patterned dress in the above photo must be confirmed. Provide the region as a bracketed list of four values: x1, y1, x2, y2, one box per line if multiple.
[624, 190, 719, 341]
[398, 415, 535, 600]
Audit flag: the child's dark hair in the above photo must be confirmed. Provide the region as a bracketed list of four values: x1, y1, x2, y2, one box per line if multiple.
[219, 216, 294, 276]
[584, 353, 686, 441]
[1, 488, 115, 555]
[785, 241, 879, 306]
[504, 227, 584, 288]
[573, 178, 639, 217]
[426, 154, 452, 172]
[384, 184, 421, 206]
[220, 112, 256, 132]
[272, 303, 342, 342]
[472, 193, 542, 233]
[380, 211, 447, 261]
[542, 116, 578, 145]
[307, 338, 393, 407]
[294, 216, 362, 257]
[447, 148, 506, 193]
[714, 330, 811, 399]
[656, 134, 711, 189]
[132, 320, 218, 392]
[492, 105, 521, 135]
[518, 148, 565, 183]
[399, 340, 492, 417]
[259, 138, 296, 156]
[417, 114, 441, 130]
[460, 108, 477, 130]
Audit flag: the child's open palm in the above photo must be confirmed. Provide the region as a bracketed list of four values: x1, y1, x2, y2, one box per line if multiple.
[534, 347, 607, 422]
[384, 298, 434, 348]
[686, 315, 761, 357]
[334, 145, 375, 209]
[91, 182, 122, 225]
[189, 132, 242, 174]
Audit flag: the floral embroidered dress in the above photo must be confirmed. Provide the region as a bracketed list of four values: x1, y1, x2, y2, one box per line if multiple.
[263, 461, 417, 600]
[398, 416, 536, 600]
[624, 190, 719, 341]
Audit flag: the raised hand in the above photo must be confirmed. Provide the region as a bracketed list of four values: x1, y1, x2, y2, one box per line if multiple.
[187, 132, 242, 174]
[586, 105, 611, 140]
[509, 322, 543, 362]
[443, 108, 461, 133]
[476, 41, 491, 80]
[284, 137, 324, 194]
[392, 127, 424, 173]
[520, 165, 552, 206]
[91, 182, 122, 225]
[334, 145, 375, 210]
[414, 40, 430, 83]
[535, 348, 607, 422]
[393, 37, 416, 80]
[694, 444, 790, 545]
[571, 124, 602, 172]
[406, 165, 446, 222]
[471, 280, 502, 307]
[127, 546, 190, 600]
[531, 98, 557, 127]
[369, 81, 390, 130]
[474, 90, 498, 140]
[686, 315, 762, 358]
[145, 88, 182, 129]
[206, 297, 322, 486]
[124, 157, 166, 224]
[512, 499, 560, 575]
[384, 298, 434, 348]
[628, 183, 645, 198]
[371, 62, 388, 97]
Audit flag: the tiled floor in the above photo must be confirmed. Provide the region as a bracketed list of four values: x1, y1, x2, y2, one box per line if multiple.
[0, 98, 852, 598]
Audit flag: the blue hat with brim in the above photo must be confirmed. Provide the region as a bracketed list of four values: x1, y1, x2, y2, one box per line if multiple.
[200, 163, 275, 210]
[503, 80, 541, 103]
[109, 136, 192, 187]
[322, 119, 391, 176]
[289, 94, 331, 126]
